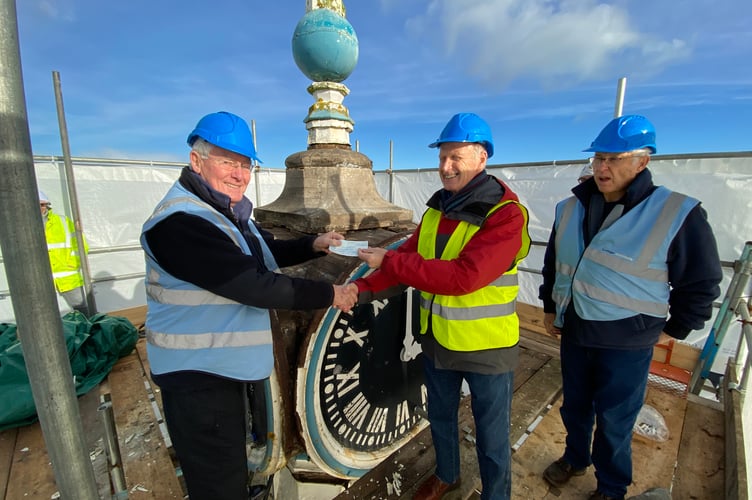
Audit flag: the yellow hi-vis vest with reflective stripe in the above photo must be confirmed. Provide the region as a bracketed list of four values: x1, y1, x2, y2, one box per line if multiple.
[45, 211, 87, 293]
[417, 201, 530, 351]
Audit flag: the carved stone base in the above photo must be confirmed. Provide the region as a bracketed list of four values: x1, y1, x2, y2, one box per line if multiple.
[253, 148, 413, 234]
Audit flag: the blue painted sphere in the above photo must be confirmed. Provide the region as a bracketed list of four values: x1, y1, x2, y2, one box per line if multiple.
[292, 9, 359, 83]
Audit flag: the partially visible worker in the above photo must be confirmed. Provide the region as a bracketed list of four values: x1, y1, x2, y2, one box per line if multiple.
[539, 114, 722, 500]
[39, 190, 90, 316]
[140, 111, 357, 500]
[350, 112, 531, 500]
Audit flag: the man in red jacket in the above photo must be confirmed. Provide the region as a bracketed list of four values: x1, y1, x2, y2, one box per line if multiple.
[348, 113, 531, 500]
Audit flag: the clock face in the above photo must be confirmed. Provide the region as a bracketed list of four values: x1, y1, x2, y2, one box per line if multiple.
[296, 239, 428, 479]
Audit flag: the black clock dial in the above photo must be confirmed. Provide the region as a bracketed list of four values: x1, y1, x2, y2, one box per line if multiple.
[297, 239, 428, 479]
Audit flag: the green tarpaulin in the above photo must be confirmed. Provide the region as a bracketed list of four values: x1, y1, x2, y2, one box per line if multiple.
[0, 311, 138, 431]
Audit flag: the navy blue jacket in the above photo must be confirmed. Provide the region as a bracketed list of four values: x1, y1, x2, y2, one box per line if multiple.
[539, 168, 722, 348]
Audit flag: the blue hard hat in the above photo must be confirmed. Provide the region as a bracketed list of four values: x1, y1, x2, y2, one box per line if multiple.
[428, 113, 495, 158]
[584, 114, 657, 154]
[187, 111, 261, 163]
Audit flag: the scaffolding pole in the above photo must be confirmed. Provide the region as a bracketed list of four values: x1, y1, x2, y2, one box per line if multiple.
[52, 70, 97, 314]
[0, 1, 99, 498]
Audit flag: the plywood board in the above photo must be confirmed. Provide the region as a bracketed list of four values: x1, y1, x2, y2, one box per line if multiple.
[512, 387, 689, 499]
[0, 428, 16, 498]
[672, 395, 724, 499]
[3, 421, 57, 499]
[106, 352, 184, 498]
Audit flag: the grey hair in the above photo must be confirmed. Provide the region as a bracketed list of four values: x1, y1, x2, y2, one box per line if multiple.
[630, 148, 651, 165]
[191, 138, 214, 159]
[630, 148, 651, 157]
[471, 143, 487, 159]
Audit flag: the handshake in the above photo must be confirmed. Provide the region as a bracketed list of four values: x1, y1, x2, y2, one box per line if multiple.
[332, 283, 359, 313]
[318, 232, 390, 313]
[330, 246, 389, 312]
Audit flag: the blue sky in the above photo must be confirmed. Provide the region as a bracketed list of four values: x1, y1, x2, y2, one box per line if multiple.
[15, 0, 752, 171]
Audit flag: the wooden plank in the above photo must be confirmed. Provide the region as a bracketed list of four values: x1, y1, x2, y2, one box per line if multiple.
[512, 386, 688, 499]
[510, 358, 562, 448]
[3, 421, 57, 499]
[106, 351, 184, 499]
[513, 348, 551, 391]
[0, 428, 17, 499]
[672, 394, 724, 499]
[520, 329, 561, 359]
[106, 305, 147, 330]
[724, 361, 748, 500]
[517, 302, 547, 336]
[135, 338, 164, 412]
[1, 389, 108, 500]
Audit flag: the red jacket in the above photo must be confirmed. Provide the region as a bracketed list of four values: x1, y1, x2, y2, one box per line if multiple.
[355, 177, 527, 296]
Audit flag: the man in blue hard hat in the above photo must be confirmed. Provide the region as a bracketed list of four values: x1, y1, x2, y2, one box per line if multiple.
[349, 113, 532, 500]
[140, 111, 357, 500]
[539, 115, 722, 500]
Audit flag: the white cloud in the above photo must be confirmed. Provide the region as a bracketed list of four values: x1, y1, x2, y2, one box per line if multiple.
[409, 0, 691, 89]
[37, 0, 75, 21]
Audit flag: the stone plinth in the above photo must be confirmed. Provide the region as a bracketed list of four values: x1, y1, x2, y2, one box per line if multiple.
[253, 148, 413, 234]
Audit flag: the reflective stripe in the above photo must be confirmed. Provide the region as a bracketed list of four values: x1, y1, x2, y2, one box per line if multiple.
[637, 192, 687, 267]
[146, 327, 272, 350]
[490, 274, 518, 287]
[421, 296, 516, 321]
[146, 283, 241, 306]
[584, 249, 668, 281]
[584, 191, 686, 282]
[573, 279, 668, 316]
[53, 270, 79, 278]
[555, 198, 577, 249]
[555, 261, 575, 278]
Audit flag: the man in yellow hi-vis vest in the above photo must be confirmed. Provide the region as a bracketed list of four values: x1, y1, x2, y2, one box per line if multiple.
[349, 113, 531, 500]
[39, 191, 89, 316]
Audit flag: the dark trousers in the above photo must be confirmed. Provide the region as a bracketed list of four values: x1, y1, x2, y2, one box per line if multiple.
[559, 340, 652, 498]
[423, 356, 513, 500]
[159, 373, 249, 500]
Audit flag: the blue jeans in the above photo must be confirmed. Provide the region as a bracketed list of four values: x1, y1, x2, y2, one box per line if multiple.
[423, 356, 513, 500]
[559, 340, 652, 498]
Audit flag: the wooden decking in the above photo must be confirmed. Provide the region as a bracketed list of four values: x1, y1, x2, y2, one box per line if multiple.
[0, 334, 185, 499]
[335, 332, 726, 500]
[0, 306, 728, 499]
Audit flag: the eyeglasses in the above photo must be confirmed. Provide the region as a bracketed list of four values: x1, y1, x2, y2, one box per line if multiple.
[206, 154, 252, 172]
[591, 154, 645, 166]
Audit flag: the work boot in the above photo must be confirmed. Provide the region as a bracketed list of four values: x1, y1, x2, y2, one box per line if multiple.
[412, 474, 461, 500]
[543, 456, 586, 487]
[589, 490, 625, 500]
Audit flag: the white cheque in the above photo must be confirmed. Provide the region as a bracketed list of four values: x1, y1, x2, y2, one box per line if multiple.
[329, 239, 368, 257]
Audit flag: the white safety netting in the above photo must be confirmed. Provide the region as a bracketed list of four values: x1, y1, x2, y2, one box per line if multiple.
[1, 153, 750, 372]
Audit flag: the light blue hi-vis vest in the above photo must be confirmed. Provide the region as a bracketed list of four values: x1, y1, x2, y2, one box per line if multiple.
[140, 182, 280, 380]
[552, 186, 698, 327]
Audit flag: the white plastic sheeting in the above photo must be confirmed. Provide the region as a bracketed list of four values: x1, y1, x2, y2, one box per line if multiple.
[1, 153, 750, 370]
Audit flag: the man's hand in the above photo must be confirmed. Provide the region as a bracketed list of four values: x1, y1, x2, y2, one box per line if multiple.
[543, 313, 561, 337]
[314, 231, 345, 253]
[357, 247, 387, 269]
[332, 284, 358, 312]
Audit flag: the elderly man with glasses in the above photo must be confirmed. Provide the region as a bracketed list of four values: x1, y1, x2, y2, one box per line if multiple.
[538, 115, 722, 500]
[140, 111, 357, 500]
